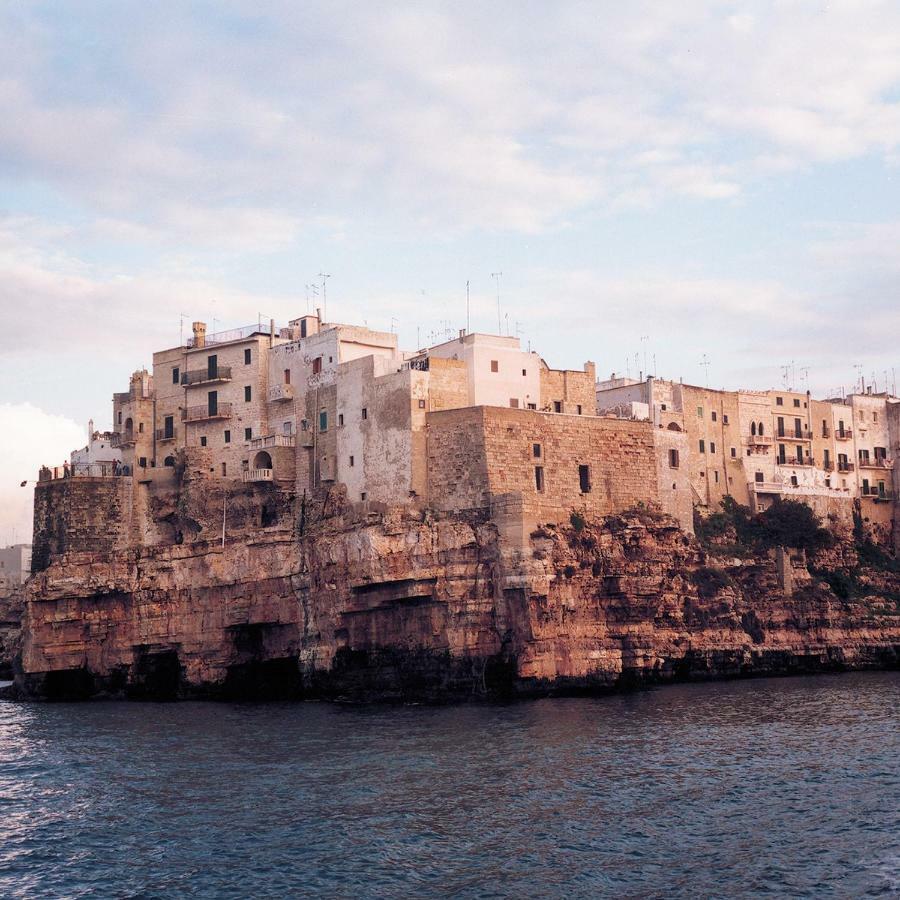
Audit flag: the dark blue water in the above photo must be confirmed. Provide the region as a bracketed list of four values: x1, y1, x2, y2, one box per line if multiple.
[1, 673, 898, 898]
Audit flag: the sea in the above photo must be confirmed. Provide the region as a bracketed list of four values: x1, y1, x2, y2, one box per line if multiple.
[1, 672, 898, 898]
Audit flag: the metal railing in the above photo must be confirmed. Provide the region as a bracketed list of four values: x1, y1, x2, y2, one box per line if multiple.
[777, 456, 815, 467]
[38, 462, 127, 481]
[858, 457, 892, 469]
[187, 322, 278, 349]
[181, 366, 232, 386]
[155, 428, 178, 442]
[182, 402, 233, 422]
[403, 357, 430, 372]
[837, 462, 855, 472]
[835, 429, 853, 440]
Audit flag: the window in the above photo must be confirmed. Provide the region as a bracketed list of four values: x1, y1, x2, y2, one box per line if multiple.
[710, 442, 716, 454]
[338, 413, 344, 427]
[319, 411, 327, 431]
[874, 411, 879, 423]
[490, 360, 499, 373]
[699, 439, 705, 453]
[579, 464, 591, 493]
[361, 407, 368, 420]
[711, 411, 717, 422]
[172, 367, 180, 384]
[751, 421, 757, 436]
[697, 406, 703, 417]
[224, 430, 231, 443]
[576, 405, 583, 415]
[283, 422, 292, 435]
[759, 422, 764, 436]
[244, 427, 252, 441]
[723, 414, 729, 424]
[349, 455, 354, 467]
[207, 354, 218, 379]
[301, 419, 308, 432]
[139, 456, 147, 468]
[790, 475, 798, 486]
[300, 319, 307, 338]
[796, 445, 803, 462]
[118, 411, 122, 425]
[714, 471, 719, 483]
[527, 403, 536, 410]
[509, 398, 519, 408]
[777, 416, 785, 437]
[244, 348, 251, 365]
[533, 443, 542, 459]
[778, 443, 786, 463]
[163, 415, 174, 439]
[138, 422, 144, 433]
[221, 463, 227, 476]
[661, 403, 667, 411]
[418, 399, 426, 409]
[794, 417, 802, 437]
[312, 357, 322, 375]
[862, 478, 870, 494]
[522, 368, 527, 376]
[776, 396, 783, 406]
[755, 472, 764, 483]
[200, 436, 207, 447]
[730, 447, 736, 458]
[284, 369, 291, 385]
[793, 398, 800, 407]
[244, 386, 252, 402]
[534, 466, 545, 492]
[553, 401, 562, 413]
[668, 448, 679, 468]
[208, 390, 218, 416]
[360, 492, 367, 501]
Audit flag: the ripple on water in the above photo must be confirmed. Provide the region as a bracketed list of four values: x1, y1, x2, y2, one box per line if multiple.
[0, 673, 898, 898]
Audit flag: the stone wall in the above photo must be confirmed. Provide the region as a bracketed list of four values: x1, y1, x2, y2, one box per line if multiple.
[539, 361, 596, 415]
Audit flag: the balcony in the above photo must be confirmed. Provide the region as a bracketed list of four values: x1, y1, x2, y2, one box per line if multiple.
[822, 425, 831, 438]
[776, 430, 813, 442]
[835, 429, 853, 440]
[837, 462, 855, 473]
[858, 457, 893, 469]
[242, 467, 273, 483]
[751, 481, 784, 494]
[249, 434, 296, 450]
[743, 435, 774, 447]
[182, 403, 233, 423]
[155, 428, 178, 442]
[823, 461, 834, 472]
[861, 487, 895, 501]
[777, 456, 815, 467]
[181, 366, 232, 387]
[268, 383, 295, 402]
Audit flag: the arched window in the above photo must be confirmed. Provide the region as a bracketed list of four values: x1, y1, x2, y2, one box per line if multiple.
[124, 418, 133, 439]
[751, 422, 757, 436]
[163, 456, 175, 467]
[758, 422, 764, 436]
[253, 450, 273, 470]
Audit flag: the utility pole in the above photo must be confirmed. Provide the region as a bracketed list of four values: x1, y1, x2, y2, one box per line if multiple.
[318, 272, 331, 322]
[491, 272, 502, 334]
[466, 280, 470, 333]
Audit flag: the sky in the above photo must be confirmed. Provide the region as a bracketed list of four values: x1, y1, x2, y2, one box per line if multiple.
[1, 1, 900, 542]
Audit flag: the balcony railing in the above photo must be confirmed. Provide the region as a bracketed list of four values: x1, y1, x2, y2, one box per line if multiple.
[181, 366, 232, 386]
[744, 435, 774, 446]
[249, 434, 296, 450]
[751, 481, 784, 493]
[858, 457, 892, 469]
[822, 425, 831, 438]
[182, 403, 233, 422]
[242, 468, 273, 483]
[837, 462, 855, 472]
[155, 428, 178, 442]
[777, 456, 815, 467]
[402, 357, 430, 372]
[861, 487, 894, 501]
[823, 461, 834, 471]
[835, 429, 853, 440]
[268, 383, 295, 402]
[187, 322, 278, 349]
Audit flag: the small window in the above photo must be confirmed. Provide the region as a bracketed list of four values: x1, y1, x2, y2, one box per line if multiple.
[553, 401, 562, 413]
[200, 436, 207, 447]
[301, 419, 308, 432]
[224, 430, 231, 444]
[284, 369, 291, 384]
[244, 348, 251, 365]
[668, 448, 679, 468]
[711, 411, 717, 422]
[730, 447, 736, 458]
[533, 443, 542, 459]
[139, 456, 147, 468]
[699, 439, 705, 453]
[244, 386, 252, 402]
[522, 368, 527, 376]
[755, 472, 764, 483]
[579, 464, 591, 493]
[534, 466, 544, 492]
[714, 471, 719, 483]
[509, 398, 519, 408]
[697, 406, 703, 417]
[527, 403, 536, 410]
[361, 408, 367, 420]
[793, 398, 800, 407]
[118, 411, 122, 425]
[490, 360, 499, 373]
[722, 414, 729, 424]
[418, 399, 426, 409]
[349, 455, 354, 467]
[661, 403, 667, 411]
[776, 397, 783, 406]
[245, 427, 252, 440]
[360, 492, 367, 501]
[710, 442, 716, 454]
[576, 405, 582, 415]
[172, 367, 180, 384]
[873, 411, 878, 423]
[221, 463, 227, 476]
[790, 475, 798, 486]
[319, 411, 327, 431]
[338, 413, 344, 427]
[138, 422, 144, 433]
[313, 357, 322, 375]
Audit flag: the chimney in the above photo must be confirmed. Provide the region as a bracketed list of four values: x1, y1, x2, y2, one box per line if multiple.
[316, 307, 322, 324]
[192, 321, 206, 349]
[270, 317, 275, 348]
[459, 328, 466, 339]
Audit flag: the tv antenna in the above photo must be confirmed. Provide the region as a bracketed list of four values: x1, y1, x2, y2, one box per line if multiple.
[318, 272, 331, 322]
[640, 335, 649, 379]
[700, 354, 711, 388]
[466, 280, 470, 333]
[491, 272, 503, 334]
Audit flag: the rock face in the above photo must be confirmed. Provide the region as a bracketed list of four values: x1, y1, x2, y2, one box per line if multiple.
[0, 588, 24, 679]
[15, 494, 900, 701]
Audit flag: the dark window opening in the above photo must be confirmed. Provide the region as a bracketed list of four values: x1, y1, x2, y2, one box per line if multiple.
[669, 448, 679, 468]
[244, 385, 252, 402]
[244, 348, 251, 365]
[534, 466, 544, 492]
[490, 360, 499, 372]
[199, 437, 207, 447]
[172, 367, 179, 384]
[579, 464, 591, 493]
[533, 443, 542, 458]
[224, 429, 231, 444]
[553, 401, 562, 413]
[244, 427, 252, 441]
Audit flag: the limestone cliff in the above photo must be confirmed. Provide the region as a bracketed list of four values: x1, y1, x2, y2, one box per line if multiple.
[14, 495, 900, 701]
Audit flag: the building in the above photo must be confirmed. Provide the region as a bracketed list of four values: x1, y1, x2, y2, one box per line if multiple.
[0, 545, 32, 590]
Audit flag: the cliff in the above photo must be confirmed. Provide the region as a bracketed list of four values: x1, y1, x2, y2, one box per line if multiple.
[13, 493, 900, 701]
[0, 587, 24, 679]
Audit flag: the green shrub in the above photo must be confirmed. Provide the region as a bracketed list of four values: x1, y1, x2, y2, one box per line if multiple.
[570, 511, 586, 532]
[691, 566, 732, 599]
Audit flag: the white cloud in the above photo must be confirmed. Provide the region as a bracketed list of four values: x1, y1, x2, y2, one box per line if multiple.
[0, 403, 85, 543]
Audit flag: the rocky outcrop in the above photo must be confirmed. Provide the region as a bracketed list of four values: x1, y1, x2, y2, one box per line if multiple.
[14, 501, 900, 701]
[0, 587, 24, 679]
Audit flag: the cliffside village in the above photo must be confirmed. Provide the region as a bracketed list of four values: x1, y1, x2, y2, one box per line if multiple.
[41, 313, 900, 546]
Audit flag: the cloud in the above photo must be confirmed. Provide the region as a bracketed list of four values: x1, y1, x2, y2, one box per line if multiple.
[0, 403, 85, 543]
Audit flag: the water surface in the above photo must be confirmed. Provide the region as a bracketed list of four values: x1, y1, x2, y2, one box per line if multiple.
[1, 673, 898, 897]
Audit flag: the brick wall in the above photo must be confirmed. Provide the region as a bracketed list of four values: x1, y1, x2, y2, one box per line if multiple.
[539, 362, 596, 414]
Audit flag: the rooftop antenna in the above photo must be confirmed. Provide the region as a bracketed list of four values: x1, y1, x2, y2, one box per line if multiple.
[390, 317, 398, 334]
[700, 353, 711, 388]
[853, 363, 863, 393]
[466, 280, 470, 333]
[653, 353, 657, 377]
[491, 272, 502, 334]
[799, 366, 810, 392]
[318, 272, 331, 322]
[179, 313, 190, 346]
[640, 335, 649, 378]
[504, 312, 509, 336]
[781, 364, 791, 390]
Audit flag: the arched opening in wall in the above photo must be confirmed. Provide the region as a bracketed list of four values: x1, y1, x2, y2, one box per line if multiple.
[253, 450, 273, 471]
[751, 421, 757, 436]
[124, 418, 134, 440]
[758, 422, 765, 436]
[163, 456, 175, 467]
[666, 422, 682, 432]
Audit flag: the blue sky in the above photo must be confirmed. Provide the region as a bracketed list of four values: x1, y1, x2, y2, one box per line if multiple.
[1, 1, 900, 540]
